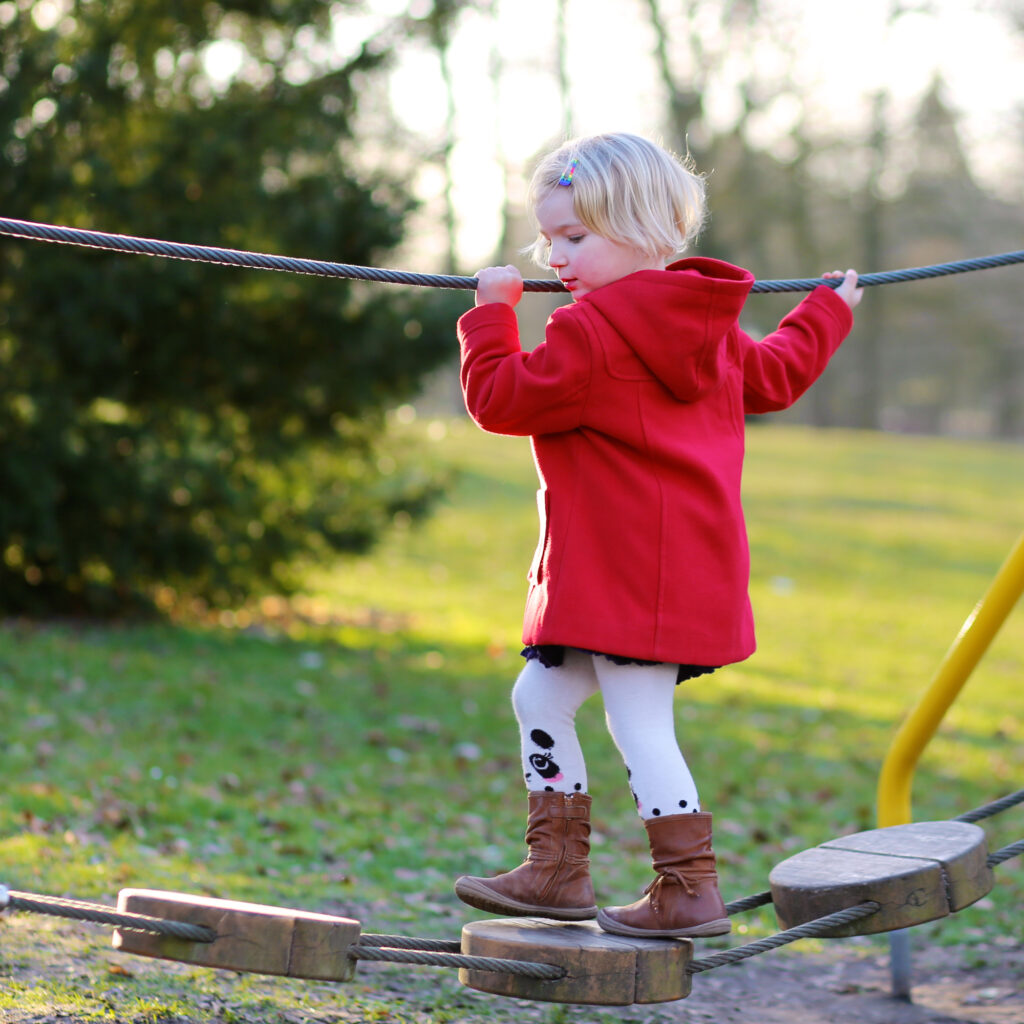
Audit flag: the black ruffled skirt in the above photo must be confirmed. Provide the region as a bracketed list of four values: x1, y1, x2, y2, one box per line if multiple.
[521, 644, 717, 685]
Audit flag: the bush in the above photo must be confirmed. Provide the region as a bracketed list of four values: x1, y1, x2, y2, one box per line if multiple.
[0, 2, 463, 613]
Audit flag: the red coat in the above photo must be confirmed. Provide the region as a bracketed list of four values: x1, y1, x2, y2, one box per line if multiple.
[458, 258, 853, 668]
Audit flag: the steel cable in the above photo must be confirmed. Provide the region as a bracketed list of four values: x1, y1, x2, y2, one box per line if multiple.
[687, 901, 881, 974]
[347, 943, 566, 979]
[725, 890, 774, 915]
[1, 217, 1022, 294]
[987, 839, 1024, 868]
[954, 789, 1024, 824]
[356, 933, 462, 952]
[3, 890, 215, 943]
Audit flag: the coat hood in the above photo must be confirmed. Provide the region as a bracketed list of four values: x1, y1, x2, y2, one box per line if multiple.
[577, 257, 755, 401]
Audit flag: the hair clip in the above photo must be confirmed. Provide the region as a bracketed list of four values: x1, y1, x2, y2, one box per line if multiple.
[558, 158, 578, 186]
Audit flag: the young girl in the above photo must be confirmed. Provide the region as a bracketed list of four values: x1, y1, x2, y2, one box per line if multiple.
[454, 132, 862, 938]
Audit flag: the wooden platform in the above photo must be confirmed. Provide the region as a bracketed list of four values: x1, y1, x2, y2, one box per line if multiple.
[459, 917, 693, 1005]
[112, 889, 361, 982]
[769, 820, 993, 936]
[103, 820, 994, 1006]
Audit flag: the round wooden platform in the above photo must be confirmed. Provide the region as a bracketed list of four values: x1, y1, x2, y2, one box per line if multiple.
[459, 917, 693, 1005]
[769, 820, 993, 936]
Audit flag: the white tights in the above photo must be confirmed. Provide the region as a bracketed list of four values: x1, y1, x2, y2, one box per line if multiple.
[512, 648, 701, 820]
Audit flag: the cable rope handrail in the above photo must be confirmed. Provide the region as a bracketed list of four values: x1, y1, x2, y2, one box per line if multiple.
[1, 216, 1022, 294]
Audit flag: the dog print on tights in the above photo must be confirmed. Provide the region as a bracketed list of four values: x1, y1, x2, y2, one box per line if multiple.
[524, 728, 584, 792]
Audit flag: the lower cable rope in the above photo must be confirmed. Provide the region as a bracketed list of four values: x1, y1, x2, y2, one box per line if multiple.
[4, 890, 215, 943]
[0, 217, 1022, 295]
[954, 789, 1024, 824]
[687, 901, 881, 975]
[987, 839, 1024, 868]
[356, 933, 462, 953]
[347, 944, 566, 979]
[725, 890, 774, 915]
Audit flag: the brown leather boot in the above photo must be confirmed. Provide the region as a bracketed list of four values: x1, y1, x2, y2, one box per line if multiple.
[454, 791, 597, 920]
[597, 812, 731, 937]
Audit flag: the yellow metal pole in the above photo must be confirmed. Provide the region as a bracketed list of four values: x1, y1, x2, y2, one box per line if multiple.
[877, 529, 1024, 829]
[878, 529, 1024, 999]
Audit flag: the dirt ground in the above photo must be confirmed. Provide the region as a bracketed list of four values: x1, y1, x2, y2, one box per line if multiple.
[669, 942, 1024, 1024]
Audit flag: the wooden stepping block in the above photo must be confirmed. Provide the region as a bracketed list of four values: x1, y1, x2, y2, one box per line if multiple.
[769, 820, 993, 937]
[459, 917, 692, 1005]
[112, 889, 361, 982]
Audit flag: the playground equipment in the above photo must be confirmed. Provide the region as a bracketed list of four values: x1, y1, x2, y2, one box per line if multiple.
[876, 528, 1024, 997]
[1, 217, 1021, 1008]
[3, 789, 1021, 1006]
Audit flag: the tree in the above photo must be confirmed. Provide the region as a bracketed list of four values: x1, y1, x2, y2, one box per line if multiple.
[639, 1, 1024, 437]
[418, 0, 466, 274]
[0, 1, 461, 614]
[882, 76, 1024, 437]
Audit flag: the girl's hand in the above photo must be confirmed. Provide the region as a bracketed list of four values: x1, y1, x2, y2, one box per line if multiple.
[823, 268, 863, 309]
[475, 265, 524, 308]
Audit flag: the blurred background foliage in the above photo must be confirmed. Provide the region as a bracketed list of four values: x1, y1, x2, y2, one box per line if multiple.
[0, 0, 1022, 616]
[485, 0, 1024, 441]
[0, 0, 464, 614]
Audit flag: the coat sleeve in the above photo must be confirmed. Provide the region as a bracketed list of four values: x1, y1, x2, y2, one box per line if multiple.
[741, 286, 854, 414]
[457, 303, 591, 436]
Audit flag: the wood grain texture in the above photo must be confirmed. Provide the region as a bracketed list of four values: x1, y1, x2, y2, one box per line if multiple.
[112, 889, 361, 982]
[769, 821, 993, 936]
[459, 917, 693, 1005]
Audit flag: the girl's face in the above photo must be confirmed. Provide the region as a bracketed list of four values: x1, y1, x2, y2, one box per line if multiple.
[535, 187, 666, 301]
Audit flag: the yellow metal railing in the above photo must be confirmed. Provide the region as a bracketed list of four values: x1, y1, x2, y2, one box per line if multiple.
[877, 528, 1024, 829]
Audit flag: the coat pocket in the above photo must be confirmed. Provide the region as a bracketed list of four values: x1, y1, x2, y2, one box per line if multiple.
[528, 488, 550, 584]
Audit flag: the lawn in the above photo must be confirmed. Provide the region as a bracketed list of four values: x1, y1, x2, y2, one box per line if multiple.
[1, 418, 1022, 1022]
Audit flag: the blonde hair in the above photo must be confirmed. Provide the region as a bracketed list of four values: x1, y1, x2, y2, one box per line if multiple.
[526, 133, 706, 267]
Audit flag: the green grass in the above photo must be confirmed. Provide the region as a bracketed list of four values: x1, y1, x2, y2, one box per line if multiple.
[1, 420, 1022, 1021]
